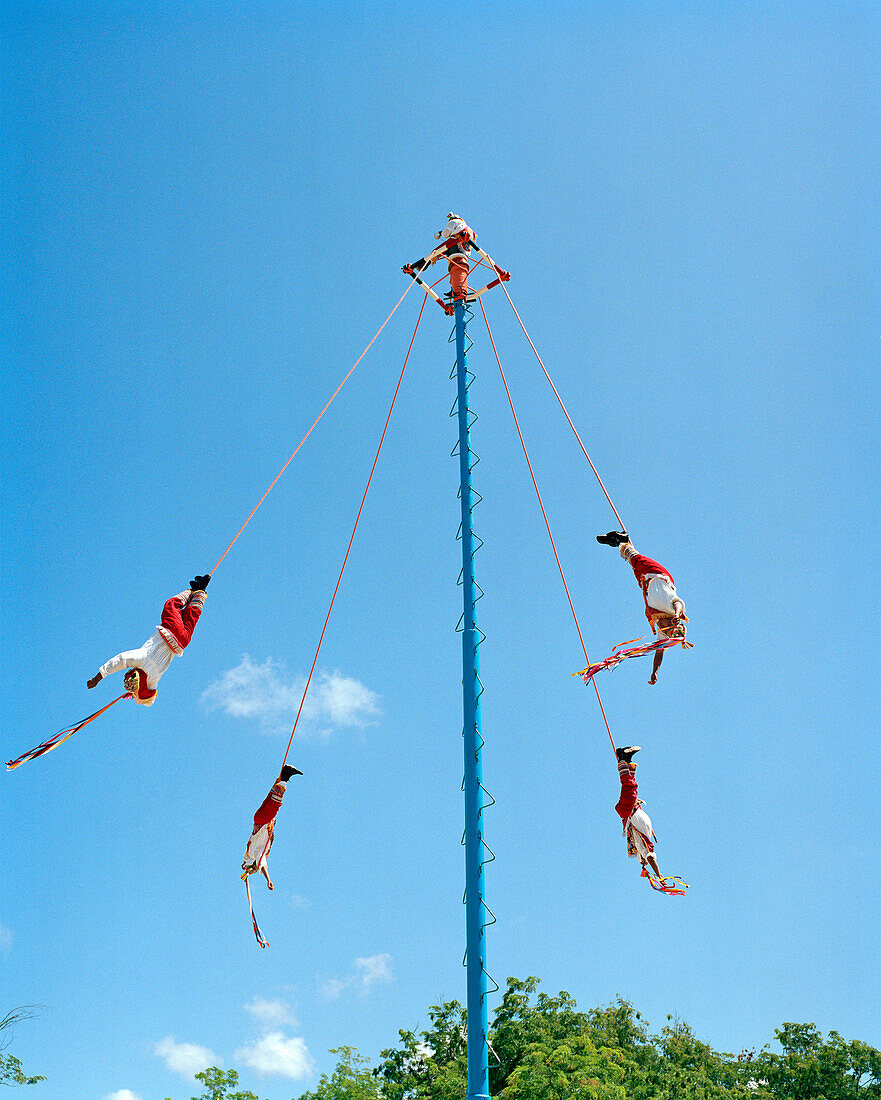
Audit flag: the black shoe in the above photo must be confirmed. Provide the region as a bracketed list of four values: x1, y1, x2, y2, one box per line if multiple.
[616, 745, 641, 763]
[280, 765, 303, 781]
[596, 530, 629, 547]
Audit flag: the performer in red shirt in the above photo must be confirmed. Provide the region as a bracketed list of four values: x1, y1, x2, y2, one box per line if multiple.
[242, 765, 302, 890]
[596, 531, 687, 684]
[86, 575, 211, 703]
[613, 745, 662, 880]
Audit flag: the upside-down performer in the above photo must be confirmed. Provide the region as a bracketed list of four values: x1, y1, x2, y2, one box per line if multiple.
[7, 574, 211, 770]
[241, 765, 302, 948]
[86, 575, 211, 704]
[596, 531, 689, 684]
[614, 746, 687, 896]
[403, 212, 476, 301]
[242, 765, 302, 888]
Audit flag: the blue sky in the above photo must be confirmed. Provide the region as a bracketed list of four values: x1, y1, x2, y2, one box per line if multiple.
[3, 2, 880, 1098]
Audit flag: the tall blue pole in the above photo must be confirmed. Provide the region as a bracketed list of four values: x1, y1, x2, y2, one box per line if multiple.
[453, 300, 490, 1100]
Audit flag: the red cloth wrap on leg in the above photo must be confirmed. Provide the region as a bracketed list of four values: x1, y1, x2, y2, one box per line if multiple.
[628, 553, 674, 588]
[160, 595, 203, 649]
[253, 782, 286, 829]
[615, 764, 639, 821]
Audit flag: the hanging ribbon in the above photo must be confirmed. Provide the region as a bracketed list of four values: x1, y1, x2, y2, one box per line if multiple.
[6, 694, 131, 771]
[641, 866, 690, 896]
[243, 874, 269, 949]
[573, 636, 691, 685]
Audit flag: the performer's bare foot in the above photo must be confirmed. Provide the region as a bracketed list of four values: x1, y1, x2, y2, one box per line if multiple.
[87, 674, 101, 689]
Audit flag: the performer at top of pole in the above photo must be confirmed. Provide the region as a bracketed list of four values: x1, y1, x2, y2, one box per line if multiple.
[401, 216, 507, 316]
[403, 213, 476, 299]
[434, 213, 476, 301]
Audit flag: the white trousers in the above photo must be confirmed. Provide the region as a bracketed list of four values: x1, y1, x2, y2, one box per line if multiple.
[99, 631, 174, 690]
[243, 825, 272, 872]
[644, 575, 682, 617]
[627, 806, 655, 860]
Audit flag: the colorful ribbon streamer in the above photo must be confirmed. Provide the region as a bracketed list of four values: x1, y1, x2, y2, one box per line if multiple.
[574, 636, 690, 685]
[642, 866, 690, 896]
[6, 694, 130, 770]
[243, 875, 269, 949]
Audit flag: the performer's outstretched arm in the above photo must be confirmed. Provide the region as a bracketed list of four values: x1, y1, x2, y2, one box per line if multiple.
[88, 648, 141, 687]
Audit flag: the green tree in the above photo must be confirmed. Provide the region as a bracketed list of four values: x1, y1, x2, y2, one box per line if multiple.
[0, 1054, 44, 1089]
[164, 1065, 261, 1100]
[374, 978, 630, 1100]
[294, 1046, 381, 1100]
[501, 1031, 626, 1100]
[491, 977, 591, 1091]
[747, 1022, 881, 1099]
[165, 985, 881, 1100]
[0, 1008, 45, 1086]
[647, 1017, 750, 1099]
[374, 1000, 468, 1099]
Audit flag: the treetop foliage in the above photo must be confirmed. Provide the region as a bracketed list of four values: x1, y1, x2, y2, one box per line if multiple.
[10, 983, 879, 1098]
[0, 1007, 45, 1087]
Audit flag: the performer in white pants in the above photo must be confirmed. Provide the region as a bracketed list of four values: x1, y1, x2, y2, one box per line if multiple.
[86, 576, 210, 704]
[596, 532, 687, 683]
[242, 765, 302, 890]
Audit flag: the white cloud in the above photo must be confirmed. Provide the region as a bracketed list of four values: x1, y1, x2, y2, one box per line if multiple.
[313, 671, 380, 727]
[201, 657, 379, 734]
[244, 997, 297, 1027]
[154, 1036, 218, 1077]
[0, 922, 12, 953]
[320, 977, 348, 1001]
[356, 953, 394, 989]
[322, 953, 394, 999]
[290, 893, 310, 910]
[234, 1032, 315, 1079]
[105, 1091, 142, 1100]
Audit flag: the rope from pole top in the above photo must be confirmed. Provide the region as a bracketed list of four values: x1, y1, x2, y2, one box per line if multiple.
[477, 299, 618, 756]
[211, 278, 417, 575]
[492, 278, 627, 535]
[279, 294, 428, 767]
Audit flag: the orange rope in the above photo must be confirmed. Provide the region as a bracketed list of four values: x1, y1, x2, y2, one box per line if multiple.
[478, 300, 617, 755]
[420, 255, 488, 298]
[425, 252, 488, 292]
[211, 279, 417, 575]
[280, 294, 428, 765]
[494, 279, 627, 534]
